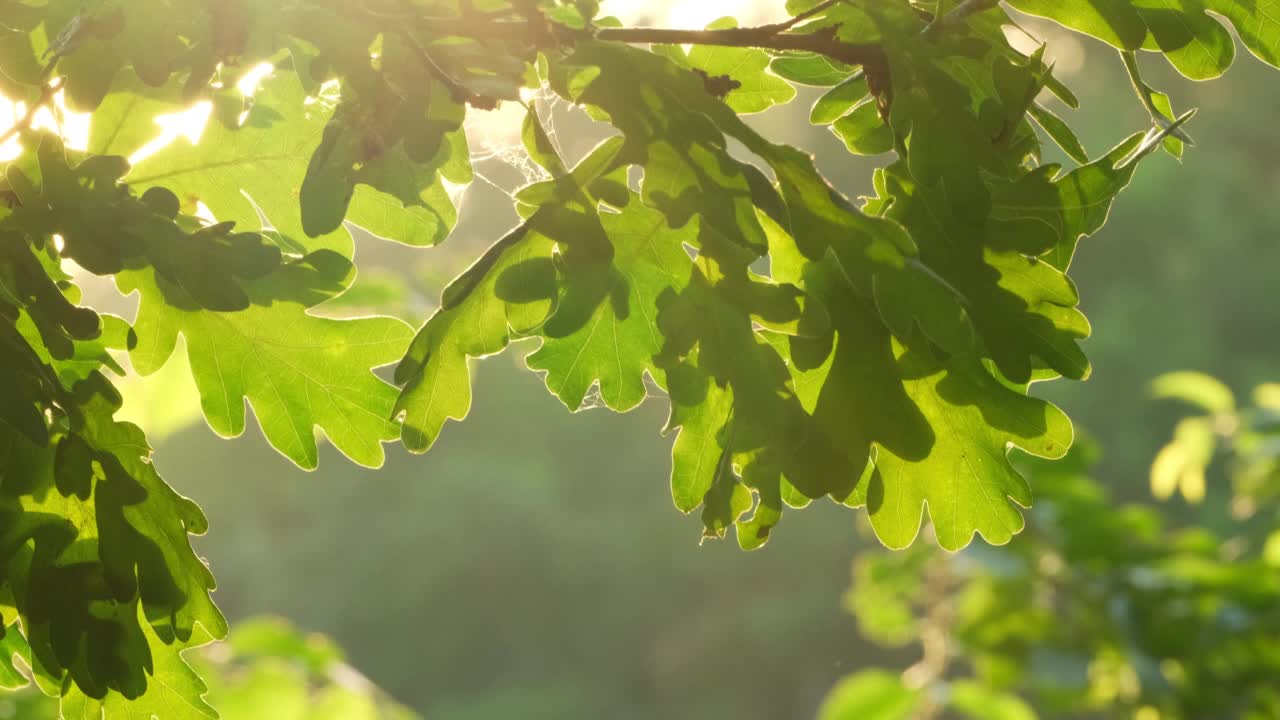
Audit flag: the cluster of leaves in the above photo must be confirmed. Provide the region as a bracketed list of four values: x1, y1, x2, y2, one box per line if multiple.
[12, 616, 417, 719]
[1149, 372, 1280, 510]
[0, 0, 1278, 715]
[188, 618, 417, 720]
[823, 425, 1280, 719]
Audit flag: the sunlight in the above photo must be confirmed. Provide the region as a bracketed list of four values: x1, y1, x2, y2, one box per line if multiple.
[1003, 19, 1086, 77]
[0, 87, 90, 159]
[0, 97, 20, 161]
[236, 62, 276, 96]
[458, 1, 784, 175]
[304, 78, 342, 111]
[128, 64, 274, 166]
[600, 0, 784, 28]
[665, 0, 784, 29]
[464, 100, 529, 156]
[128, 101, 212, 165]
[193, 200, 218, 224]
[27, 90, 92, 151]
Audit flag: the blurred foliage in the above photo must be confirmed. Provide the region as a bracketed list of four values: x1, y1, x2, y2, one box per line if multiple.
[1150, 373, 1280, 511]
[6, 617, 416, 719]
[149, 354, 871, 719]
[823, 381, 1280, 719]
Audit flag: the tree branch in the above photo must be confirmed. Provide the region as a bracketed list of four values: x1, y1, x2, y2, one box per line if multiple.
[404, 5, 906, 110]
[592, 25, 884, 69]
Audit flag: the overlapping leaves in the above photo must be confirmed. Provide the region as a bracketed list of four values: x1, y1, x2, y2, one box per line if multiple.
[2, 0, 1278, 714]
[1006, 0, 1280, 79]
[0, 302, 223, 717]
[834, 442, 1280, 718]
[392, 0, 1216, 550]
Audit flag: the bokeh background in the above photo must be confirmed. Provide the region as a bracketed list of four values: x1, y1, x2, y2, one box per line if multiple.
[21, 1, 1280, 718]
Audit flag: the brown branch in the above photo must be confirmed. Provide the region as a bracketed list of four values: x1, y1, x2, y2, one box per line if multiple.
[398, 0, 999, 115]
[593, 24, 884, 69]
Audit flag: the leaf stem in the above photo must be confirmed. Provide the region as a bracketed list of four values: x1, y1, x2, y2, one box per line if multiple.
[1120, 50, 1195, 145]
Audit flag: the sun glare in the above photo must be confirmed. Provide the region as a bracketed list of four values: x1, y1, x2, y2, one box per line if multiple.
[600, 0, 784, 28]
[0, 87, 91, 160]
[128, 101, 212, 166]
[236, 62, 276, 96]
[0, 98, 20, 161]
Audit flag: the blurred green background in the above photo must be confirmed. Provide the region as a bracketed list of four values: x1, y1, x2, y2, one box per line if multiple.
[25, 2, 1280, 718]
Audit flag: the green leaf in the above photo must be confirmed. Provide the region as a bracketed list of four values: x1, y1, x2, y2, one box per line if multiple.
[878, 164, 1091, 383]
[393, 137, 621, 452]
[1120, 51, 1193, 158]
[831, 100, 893, 155]
[70, 375, 226, 645]
[392, 227, 549, 455]
[0, 370, 225, 710]
[526, 198, 698, 412]
[1028, 103, 1089, 164]
[1150, 417, 1214, 503]
[298, 76, 470, 243]
[816, 670, 921, 720]
[1040, 134, 1145, 270]
[655, 18, 798, 114]
[0, 621, 32, 690]
[810, 74, 869, 125]
[777, 290, 1072, 550]
[89, 73, 353, 256]
[1003, 0, 1148, 52]
[60, 619, 218, 720]
[551, 44, 773, 260]
[847, 543, 933, 646]
[762, 205, 1072, 550]
[1006, 0, 1280, 79]
[1151, 371, 1236, 414]
[948, 681, 1039, 720]
[770, 53, 856, 87]
[119, 252, 413, 470]
[92, 70, 467, 253]
[191, 616, 418, 720]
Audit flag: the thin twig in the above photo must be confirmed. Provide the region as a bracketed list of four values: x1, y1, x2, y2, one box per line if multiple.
[399, 5, 888, 76]
[594, 24, 884, 69]
[396, 28, 501, 110]
[388, 5, 895, 110]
